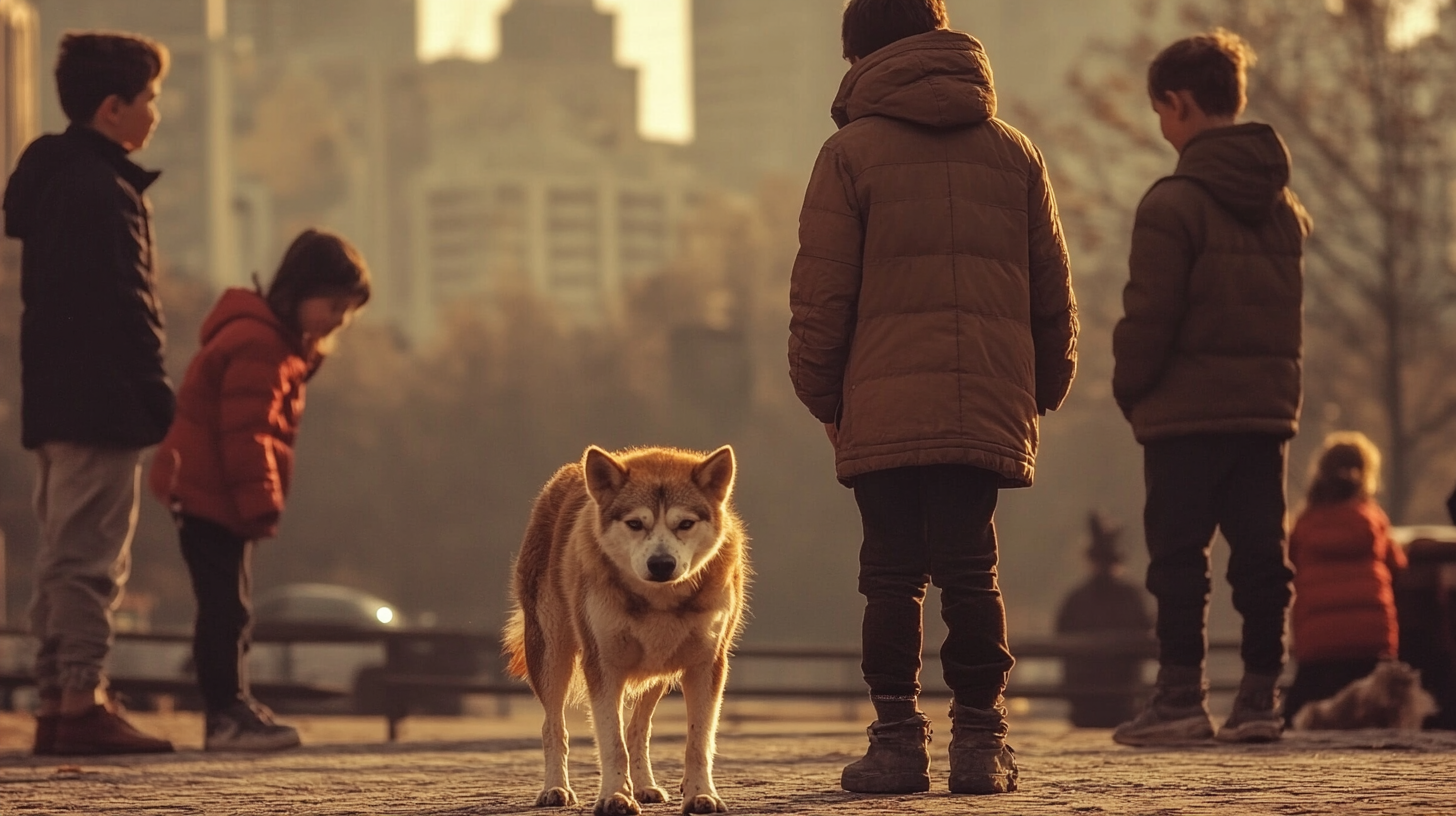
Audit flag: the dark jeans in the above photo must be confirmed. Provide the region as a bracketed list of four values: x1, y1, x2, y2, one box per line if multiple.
[853, 465, 1013, 710]
[177, 514, 255, 713]
[1143, 434, 1294, 674]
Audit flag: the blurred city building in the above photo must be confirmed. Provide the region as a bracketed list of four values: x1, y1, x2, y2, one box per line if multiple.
[690, 0, 843, 190]
[1, 0, 37, 175]
[405, 0, 696, 336]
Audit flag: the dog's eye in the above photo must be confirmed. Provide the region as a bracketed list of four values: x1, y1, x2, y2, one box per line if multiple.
[677, 520, 696, 531]
[625, 519, 645, 531]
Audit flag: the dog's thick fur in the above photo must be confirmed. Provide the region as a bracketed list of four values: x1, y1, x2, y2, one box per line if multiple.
[1292, 660, 1438, 731]
[504, 445, 749, 816]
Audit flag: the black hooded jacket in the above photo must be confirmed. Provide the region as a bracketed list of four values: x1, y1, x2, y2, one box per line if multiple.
[3, 125, 174, 449]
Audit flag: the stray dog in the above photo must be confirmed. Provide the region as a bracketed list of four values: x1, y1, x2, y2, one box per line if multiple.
[1292, 660, 1438, 731]
[504, 445, 749, 815]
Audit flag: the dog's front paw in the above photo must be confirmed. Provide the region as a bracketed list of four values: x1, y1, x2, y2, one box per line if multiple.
[535, 787, 578, 808]
[637, 785, 671, 804]
[681, 794, 728, 814]
[594, 792, 642, 816]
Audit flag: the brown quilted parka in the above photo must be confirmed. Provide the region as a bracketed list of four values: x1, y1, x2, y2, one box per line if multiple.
[788, 29, 1078, 488]
[1112, 123, 1312, 444]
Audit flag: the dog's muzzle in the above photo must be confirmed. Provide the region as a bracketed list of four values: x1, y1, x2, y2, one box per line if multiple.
[646, 554, 677, 582]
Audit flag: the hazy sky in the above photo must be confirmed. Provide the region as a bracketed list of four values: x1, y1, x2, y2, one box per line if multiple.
[418, 0, 693, 144]
[416, 0, 1451, 145]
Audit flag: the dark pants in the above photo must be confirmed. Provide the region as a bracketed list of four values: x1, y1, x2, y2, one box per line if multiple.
[1143, 434, 1294, 674]
[177, 514, 254, 713]
[854, 465, 1013, 710]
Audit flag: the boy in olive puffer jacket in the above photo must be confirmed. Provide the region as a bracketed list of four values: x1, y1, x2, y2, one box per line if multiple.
[1112, 29, 1312, 747]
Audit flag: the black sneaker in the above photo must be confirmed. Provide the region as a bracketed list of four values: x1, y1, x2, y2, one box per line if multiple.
[205, 700, 301, 752]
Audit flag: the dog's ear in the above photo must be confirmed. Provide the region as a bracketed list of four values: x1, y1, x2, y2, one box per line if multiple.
[693, 446, 736, 506]
[584, 446, 628, 505]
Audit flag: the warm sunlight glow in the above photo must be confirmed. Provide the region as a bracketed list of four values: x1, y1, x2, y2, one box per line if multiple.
[1388, 0, 1450, 48]
[417, 0, 693, 144]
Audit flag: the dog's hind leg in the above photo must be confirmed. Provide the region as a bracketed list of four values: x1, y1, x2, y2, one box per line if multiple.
[626, 679, 671, 805]
[678, 656, 729, 814]
[528, 618, 578, 808]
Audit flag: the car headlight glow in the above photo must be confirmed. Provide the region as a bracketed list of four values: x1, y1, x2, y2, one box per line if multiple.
[375, 606, 395, 625]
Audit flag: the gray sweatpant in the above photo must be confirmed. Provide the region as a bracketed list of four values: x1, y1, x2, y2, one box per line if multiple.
[28, 443, 145, 696]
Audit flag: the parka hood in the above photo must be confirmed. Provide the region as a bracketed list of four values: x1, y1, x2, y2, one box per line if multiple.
[3, 126, 160, 240]
[832, 29, 996, 130]
[1175, 123, 1295, 227]
[201, 288, 296, 349]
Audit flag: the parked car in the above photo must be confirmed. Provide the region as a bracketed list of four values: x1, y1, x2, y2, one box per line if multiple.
[249, 583, 403, 713]
[254, 583, 403, 631]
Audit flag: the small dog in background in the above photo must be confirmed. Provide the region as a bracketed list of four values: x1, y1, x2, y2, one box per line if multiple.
[1292, 660, 1438, 731]
[504, 445, 749, 816]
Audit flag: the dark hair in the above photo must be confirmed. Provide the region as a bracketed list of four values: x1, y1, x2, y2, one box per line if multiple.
[841, 0, 949, 61]
[55, 32, 170, 125]
[1306, 431, 1381, 506]
[1147, 28, 1256, 117]
[264, 229, 372, 334]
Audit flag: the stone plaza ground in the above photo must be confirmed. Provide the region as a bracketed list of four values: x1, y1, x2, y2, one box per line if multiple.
[1, 700, 1453, 815]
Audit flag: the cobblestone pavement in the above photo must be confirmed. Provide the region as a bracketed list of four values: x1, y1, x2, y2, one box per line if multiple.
[1, 710, 1453, 815]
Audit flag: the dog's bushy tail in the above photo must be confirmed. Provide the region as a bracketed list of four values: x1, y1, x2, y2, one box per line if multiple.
[502, 607, 528, 680]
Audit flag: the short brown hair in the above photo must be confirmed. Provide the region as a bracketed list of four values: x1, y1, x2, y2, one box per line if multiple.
[1147, 28, 1256, 117]
[841, 0, 949, 61]
[265, 229, 372, 333]
[1305, 431, 1382, 506]
[55, 32, 170, 125]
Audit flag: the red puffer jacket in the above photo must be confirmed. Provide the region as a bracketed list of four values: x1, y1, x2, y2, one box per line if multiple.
[1289, 498, 1406, 663]
[149, 288, 314, 539]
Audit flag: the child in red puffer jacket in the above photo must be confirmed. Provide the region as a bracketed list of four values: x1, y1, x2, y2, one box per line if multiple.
[150, 228, 370, 751]
[1285, 431, 1407, 724]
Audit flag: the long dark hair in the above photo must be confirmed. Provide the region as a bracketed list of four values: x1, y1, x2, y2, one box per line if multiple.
[263, 228, 371, 335]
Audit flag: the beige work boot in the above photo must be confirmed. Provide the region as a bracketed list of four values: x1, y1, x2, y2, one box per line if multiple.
[840, 713, 932, 793]
[947, 700, 1019, 794]
[1216, 670, 1284, 743]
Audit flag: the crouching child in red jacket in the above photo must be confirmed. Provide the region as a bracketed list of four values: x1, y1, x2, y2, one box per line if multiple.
[149, 229, 371, 751]
[1285, 431, 1407, 725]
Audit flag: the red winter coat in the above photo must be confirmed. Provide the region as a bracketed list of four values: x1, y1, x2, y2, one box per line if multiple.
[149, 289, 314, 539]
[1289, 498, 1406, 663]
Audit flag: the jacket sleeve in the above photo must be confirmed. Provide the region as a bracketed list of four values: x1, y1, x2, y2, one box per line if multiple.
[788, 145, 863, 424]
[1027, 147, 1078, 414]
[1112, 181, 1197, 417]
[1374, 505, 1407, 572]
[218, 338, 290, 535]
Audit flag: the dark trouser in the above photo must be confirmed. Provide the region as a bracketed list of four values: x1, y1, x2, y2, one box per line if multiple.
[854, 465, 1013, 710]
[177, 515, 254, 713]
[1283, 657, 1379, 726]
[1143, 434, 1294, 675]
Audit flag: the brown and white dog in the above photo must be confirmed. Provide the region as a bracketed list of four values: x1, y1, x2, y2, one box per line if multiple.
[504, 445, 749, 816]
[1292, 660, 1438, 731]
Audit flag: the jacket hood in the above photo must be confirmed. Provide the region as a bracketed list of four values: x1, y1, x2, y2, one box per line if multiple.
[3, 126, 160, 239]
[1174, 123, 1293, 226]
[832, 29, 996, 130]
[201, 288, 296, 348]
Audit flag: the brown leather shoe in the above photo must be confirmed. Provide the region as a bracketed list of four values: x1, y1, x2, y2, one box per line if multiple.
[54, 704, 174, 756]
[32, 714, 60, 756]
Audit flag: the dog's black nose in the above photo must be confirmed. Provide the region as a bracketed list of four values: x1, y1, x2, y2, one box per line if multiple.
[647, 554, 677, 582]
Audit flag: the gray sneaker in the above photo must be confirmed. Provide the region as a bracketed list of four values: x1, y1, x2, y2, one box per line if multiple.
[1113, 666, 1214, 747]
[1216, 672, 1283, 743]
[205, 701, 301, 752]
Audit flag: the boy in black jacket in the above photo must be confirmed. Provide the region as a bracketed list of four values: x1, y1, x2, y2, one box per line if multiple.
[2, 31, 175, 756]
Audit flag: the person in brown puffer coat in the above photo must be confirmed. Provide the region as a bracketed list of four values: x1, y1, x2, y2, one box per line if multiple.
[1111, 29, 1312, 749]
[788, 0, 1077, 798]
